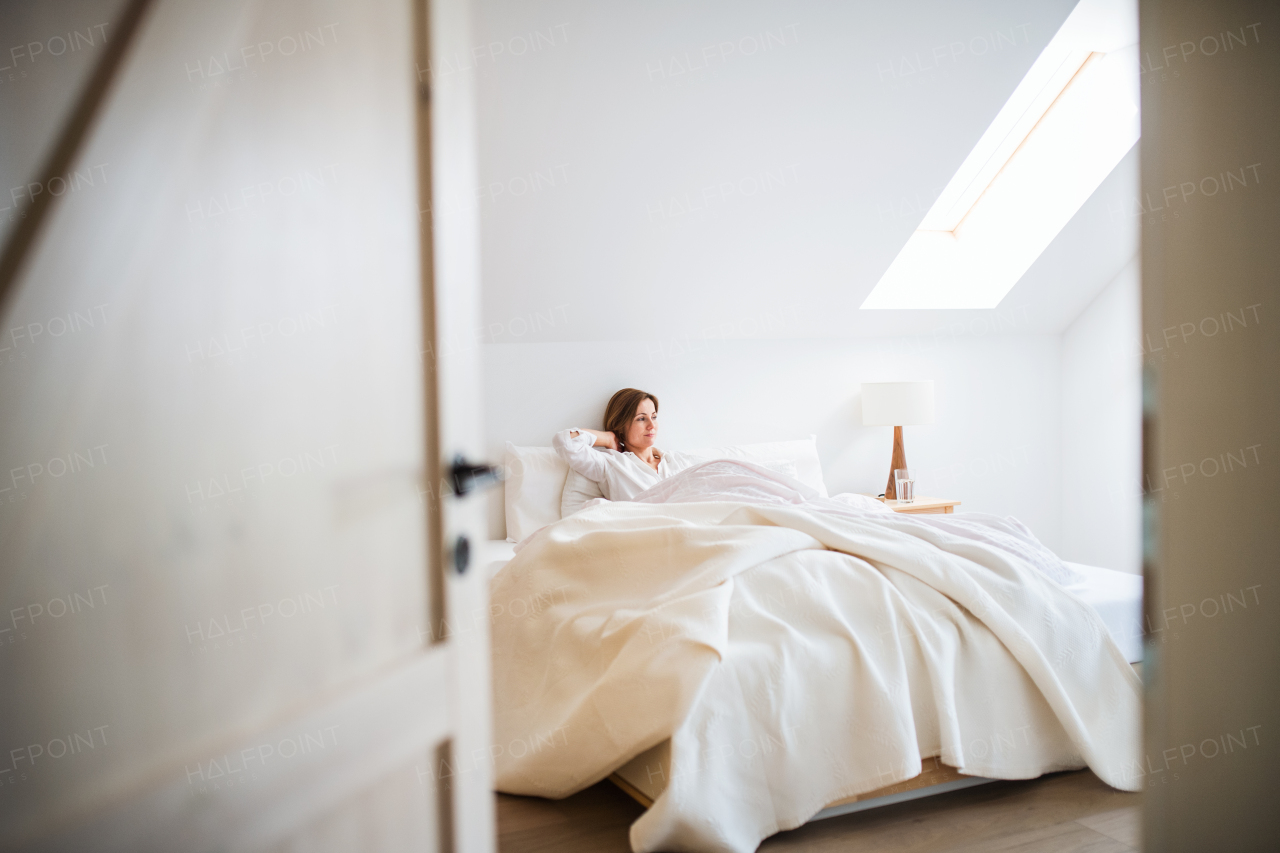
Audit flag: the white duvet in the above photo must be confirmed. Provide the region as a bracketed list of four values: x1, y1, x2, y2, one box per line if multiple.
[490, 461, 1141, 853]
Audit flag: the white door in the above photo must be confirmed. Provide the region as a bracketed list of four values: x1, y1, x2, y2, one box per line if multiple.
[0, 0, 494, 850]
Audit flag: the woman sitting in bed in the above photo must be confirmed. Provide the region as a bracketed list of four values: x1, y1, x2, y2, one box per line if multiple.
[553, 388, 698, 500]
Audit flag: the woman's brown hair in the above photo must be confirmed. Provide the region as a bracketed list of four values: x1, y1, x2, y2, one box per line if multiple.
[603, 388, 659, 451]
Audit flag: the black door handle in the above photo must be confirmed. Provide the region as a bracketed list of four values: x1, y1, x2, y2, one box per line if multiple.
[447, 455, 502, 497]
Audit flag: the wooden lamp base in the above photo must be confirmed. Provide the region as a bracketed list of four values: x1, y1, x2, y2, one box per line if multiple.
[884, 425, 908, 500]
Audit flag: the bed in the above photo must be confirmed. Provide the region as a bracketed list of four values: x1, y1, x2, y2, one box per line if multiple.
[486, 442, 1143, 853]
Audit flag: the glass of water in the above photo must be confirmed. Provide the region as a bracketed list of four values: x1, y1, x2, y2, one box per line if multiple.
[894, 468, 915, 503]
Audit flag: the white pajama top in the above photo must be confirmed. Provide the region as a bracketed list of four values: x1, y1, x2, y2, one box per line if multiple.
[552, 428, 698, 501]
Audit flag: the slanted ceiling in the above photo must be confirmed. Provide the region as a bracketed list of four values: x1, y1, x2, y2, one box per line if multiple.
[474, 0, 1135, 342]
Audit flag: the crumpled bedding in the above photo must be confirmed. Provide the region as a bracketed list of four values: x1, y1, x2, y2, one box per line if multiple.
[491, 461, 1140, 853]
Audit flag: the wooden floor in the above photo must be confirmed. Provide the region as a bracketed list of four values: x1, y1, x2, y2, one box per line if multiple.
[497, 769, 1140, 853]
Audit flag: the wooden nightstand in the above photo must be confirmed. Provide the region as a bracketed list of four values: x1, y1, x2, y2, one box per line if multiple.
[875, 496, 960, 515]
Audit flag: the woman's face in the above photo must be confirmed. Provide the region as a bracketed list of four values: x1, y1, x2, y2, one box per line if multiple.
[623, 398, 658, 452]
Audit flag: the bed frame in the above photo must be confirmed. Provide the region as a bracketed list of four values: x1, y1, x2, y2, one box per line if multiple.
[610, 752, 990, 822]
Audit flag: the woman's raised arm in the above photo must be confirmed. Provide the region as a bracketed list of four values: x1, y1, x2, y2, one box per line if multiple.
[552, 428, 613, 482]
[570, 428, 617, 450]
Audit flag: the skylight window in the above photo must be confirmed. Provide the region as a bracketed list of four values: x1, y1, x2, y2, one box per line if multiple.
[861, 0, 1139, 310]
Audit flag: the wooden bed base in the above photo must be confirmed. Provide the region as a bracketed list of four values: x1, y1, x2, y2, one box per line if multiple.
[610, 754, 990, 822]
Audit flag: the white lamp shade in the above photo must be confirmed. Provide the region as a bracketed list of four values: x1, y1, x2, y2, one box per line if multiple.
[861, 381, 936, 426]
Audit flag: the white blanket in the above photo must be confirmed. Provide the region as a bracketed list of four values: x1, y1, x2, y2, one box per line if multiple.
[491, 462, 1141, 853]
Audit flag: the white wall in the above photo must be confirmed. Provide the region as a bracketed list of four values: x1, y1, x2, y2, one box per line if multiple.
[470, 0, 1140, 565]
[467, 0, 1141, 342]
[484, 334, 1062, 545]
[1060, 261, 1141, 572]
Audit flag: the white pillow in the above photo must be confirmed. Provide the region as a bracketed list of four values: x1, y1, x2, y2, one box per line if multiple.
[561, 468, 605, 518]
[685, 437, 828, 497]
[503, 443, 569, 542]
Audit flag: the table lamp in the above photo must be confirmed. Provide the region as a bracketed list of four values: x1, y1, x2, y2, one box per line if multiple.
[861, 381, 936, 500]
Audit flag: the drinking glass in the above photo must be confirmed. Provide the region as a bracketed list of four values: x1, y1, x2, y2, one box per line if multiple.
[894, 468, 915, 503]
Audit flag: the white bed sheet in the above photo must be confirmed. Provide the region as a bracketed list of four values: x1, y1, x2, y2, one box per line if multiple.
[484, 539, 517, 579]
[1064, 561, 1144, 663]
[488, 544, 1143, 663]
[606, 559, 1143, 827]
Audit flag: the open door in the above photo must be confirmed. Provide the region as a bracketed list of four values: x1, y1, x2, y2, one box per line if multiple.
[0, 0, 494, 850]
